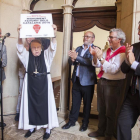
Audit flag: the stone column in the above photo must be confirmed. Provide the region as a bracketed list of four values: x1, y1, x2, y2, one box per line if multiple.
[58, 2, 74, 118]
[21, 0, 32, 13]
[115, 0, 122, 28]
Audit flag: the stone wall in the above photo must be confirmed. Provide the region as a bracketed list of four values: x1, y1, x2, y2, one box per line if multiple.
[0, 0, 23, 114]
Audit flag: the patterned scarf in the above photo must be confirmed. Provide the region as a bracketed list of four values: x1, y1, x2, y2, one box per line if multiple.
[97, 46, 126, 78]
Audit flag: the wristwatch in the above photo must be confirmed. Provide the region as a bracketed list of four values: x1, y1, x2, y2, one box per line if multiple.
[99, 57, 104, 61]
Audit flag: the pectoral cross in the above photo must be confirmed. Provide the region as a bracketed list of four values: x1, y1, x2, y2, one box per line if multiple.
[33, 68, 39, 74]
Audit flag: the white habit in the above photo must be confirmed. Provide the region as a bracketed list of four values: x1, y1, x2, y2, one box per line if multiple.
[17, 40, 59, 130]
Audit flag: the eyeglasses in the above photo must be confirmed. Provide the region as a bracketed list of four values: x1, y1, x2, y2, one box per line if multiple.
[31, 46, 41, 50]
[108, 36, 118, 39]
[83, 36, 94, 39]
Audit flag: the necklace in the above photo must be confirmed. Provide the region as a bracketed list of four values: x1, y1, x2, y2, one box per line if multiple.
[33, 57, 39, 74]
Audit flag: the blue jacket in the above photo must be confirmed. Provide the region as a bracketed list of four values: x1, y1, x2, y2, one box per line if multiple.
[69, 45, 97, 86]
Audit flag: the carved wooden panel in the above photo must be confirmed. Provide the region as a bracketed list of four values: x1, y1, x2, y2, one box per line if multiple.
[31, 6, 116, 32]
[72, 6, 116, 32]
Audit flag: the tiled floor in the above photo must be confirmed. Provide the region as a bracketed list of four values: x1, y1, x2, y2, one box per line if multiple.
[0, 115, 116, 140]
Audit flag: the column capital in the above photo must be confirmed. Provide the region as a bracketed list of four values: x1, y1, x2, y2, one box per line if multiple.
[22, 9, 32, 14]
[62, 4, 74, 15]
[115, 0, 122, 6]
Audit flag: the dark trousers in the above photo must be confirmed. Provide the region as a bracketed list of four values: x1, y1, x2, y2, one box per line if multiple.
[69, 77, 94, 125]
[117, 88, 140, 140]
[97, 78, 124, 136]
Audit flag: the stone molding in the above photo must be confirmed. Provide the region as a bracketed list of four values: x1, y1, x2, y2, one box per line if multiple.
[22, 9, 32, 13]
[62, 4, 74, 15]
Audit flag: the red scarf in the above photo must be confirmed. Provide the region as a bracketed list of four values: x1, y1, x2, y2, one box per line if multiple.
[97, 46, 126, 78]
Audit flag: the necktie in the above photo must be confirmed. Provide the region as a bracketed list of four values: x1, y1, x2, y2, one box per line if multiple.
[131, 75, 137, 95]
[131, 57, 140, 95]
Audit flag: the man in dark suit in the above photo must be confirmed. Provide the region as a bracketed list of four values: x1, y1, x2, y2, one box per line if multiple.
[117, 21, 140, 140]
[62, 31, 97, 131]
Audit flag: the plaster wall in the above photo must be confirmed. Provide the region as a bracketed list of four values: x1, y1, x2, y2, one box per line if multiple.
[73, 26, 109, 50]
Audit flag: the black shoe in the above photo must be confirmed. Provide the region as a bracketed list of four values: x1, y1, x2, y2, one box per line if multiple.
[24, 129, 35, 138]
[113, 132, 117, 139]
[62, 121, 75, 129]
[79, 123, 88, 132]
[43, 132, 51, 140]
[0, 122, 6, 127]
[88, 130, 105, 137]
[15, 113, 19, 121]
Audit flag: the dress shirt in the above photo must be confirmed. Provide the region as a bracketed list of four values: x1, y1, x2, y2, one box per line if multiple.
[76, 44, 91, 77]
[92, 47, 126, 80]
[131, 61, 139, 90]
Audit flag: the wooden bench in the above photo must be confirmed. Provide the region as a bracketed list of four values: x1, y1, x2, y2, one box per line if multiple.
[51, 76, 61, 89]
[51, 76, 61, 82]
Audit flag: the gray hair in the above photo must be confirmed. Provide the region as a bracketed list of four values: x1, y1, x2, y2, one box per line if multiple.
[85, 31, 95, 38]
[110, 28, 126, 45]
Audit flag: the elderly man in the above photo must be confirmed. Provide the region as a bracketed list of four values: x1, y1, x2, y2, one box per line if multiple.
[0, 28, 7, 127]
[88, 28, 126, 140]
[15, 25, 51, 121]
[117, 22, 140, 140]
[17, 25, 59, 140]
[62, 31, 97, 131]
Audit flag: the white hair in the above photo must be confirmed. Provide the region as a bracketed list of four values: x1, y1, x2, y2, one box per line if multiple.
[110, 28, 126, 45]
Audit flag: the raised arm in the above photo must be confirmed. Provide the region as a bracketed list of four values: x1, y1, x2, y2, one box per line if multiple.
[17, 24, 23, 45]
[16, 25, 28, 68]
[121, 43, 133, 74]
[44, 24, 57, 65]
[126, 43, 140, 76]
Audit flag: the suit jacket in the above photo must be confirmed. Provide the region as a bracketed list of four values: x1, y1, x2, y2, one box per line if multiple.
[121, 42, 140, 100]
[69, 45, 97, 86]
[0, 43, 7, 81]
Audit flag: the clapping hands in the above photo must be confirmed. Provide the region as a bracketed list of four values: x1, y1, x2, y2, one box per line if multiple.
[125, 43, 135, 65]
[68, 50, 78, 62]
[89, 46, 103, 59]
